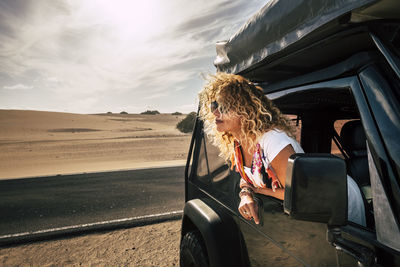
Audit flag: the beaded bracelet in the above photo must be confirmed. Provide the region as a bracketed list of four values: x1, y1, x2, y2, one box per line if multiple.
[239, 187, 254, 198]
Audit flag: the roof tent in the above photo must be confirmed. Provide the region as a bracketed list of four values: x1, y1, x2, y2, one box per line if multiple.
[214, 0, 400, 84]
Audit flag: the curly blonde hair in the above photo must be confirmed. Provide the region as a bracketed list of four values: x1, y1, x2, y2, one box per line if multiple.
[198, 72, 294, 162]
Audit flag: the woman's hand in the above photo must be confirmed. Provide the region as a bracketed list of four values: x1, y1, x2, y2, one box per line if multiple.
[238, 194, 259, 224]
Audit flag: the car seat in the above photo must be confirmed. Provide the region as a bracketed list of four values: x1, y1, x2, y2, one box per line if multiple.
[340, 120, 374, 228]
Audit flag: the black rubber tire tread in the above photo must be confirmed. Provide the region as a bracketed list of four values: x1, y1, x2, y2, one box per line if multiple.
[180, 231, 210, 267]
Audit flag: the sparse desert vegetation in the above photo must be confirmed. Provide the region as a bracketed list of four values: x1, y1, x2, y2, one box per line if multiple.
[140, 110, 160, 115]
[176, 112, 197, 133]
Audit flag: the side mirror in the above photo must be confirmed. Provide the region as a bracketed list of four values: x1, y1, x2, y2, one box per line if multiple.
[284, 153, 348, 226]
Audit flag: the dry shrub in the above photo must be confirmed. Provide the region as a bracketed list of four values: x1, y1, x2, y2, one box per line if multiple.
[177, 112, 197, 133]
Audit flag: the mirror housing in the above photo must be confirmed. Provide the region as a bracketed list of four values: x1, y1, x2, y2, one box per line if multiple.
[284, 153, 348, 226]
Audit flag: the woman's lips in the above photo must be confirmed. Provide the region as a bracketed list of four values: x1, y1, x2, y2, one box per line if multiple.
[215, 119, 223, 124]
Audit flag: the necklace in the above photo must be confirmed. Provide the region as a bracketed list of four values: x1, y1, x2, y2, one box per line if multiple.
[232, 140, 281, 191]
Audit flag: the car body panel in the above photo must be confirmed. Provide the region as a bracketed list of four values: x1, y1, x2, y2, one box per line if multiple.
[181, 1, 400, 266]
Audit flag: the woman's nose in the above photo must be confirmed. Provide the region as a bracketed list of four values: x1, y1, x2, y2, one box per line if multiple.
[213, 108, 221, 117]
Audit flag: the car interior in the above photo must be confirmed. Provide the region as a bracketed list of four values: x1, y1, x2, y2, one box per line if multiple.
[273, 86, 375, 230]
[339, 120, 374, 228]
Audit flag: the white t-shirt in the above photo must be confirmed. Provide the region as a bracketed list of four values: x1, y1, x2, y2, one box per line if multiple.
[347, 175, 367, 226]
[243, 129, 303, 178]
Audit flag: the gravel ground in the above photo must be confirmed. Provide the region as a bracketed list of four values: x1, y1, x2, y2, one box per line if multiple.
[0, 220, 181, 267]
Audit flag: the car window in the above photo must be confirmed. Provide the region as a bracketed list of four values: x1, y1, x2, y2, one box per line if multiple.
[196, 134, 210, 183]
[281, 85, 375, 229]
[202, 136, 228, 183]
[331, 119, 350, 158]
[285, 115, 301, 144]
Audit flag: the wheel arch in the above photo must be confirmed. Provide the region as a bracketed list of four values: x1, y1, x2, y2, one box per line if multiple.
[181, 198, 247, 267]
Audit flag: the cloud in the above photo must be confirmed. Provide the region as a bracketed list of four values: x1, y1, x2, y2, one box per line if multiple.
[177, 103, 198, 113]
[45, 77, 60, 83]
[172, 1, 251, 36]
[3, 83, 33, 90]
[0, 0, 267, 113]
[142, 92, 169, 100]
[164, 0, 266, 43]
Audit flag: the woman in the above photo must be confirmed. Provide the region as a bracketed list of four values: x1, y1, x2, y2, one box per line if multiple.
[198, 73, 304, 225]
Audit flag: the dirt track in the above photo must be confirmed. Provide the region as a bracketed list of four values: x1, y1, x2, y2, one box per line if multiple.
[0, 220, 181, 266]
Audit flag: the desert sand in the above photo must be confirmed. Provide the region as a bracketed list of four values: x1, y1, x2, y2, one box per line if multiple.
[0, 220, 181, 266]
[0, 110, 191, 179]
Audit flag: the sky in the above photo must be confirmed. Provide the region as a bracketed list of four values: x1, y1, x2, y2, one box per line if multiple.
[0, 0, 266, 114]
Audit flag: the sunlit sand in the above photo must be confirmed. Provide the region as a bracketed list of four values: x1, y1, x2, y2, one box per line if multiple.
[0, 110, 191, 179]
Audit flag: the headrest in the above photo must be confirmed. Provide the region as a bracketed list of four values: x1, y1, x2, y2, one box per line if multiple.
[340, 120, 366, 156]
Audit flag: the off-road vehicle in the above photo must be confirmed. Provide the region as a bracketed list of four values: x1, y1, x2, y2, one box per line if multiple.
[180, 1, 400, 266]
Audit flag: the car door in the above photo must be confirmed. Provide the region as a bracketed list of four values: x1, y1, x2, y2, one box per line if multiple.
[241, 76, 368, 266]
[252, 60, 400, 266]
[190, 69, 400, 266]
[195, 128, 306, 266]
[193, 81, 355, 266]
[240, 86, 347, 266]
[334, 60, 400, 266]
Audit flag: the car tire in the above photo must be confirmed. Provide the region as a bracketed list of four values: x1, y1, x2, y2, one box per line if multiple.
[180, 231, 209, 267]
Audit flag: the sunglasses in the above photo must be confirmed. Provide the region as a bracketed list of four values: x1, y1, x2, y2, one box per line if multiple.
[210, 101, 227, 113]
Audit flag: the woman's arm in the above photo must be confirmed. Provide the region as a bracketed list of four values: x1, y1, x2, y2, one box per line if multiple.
[255, 144, 295, 200]
[254, 187, 285, 200]
[239, 177, 252, 189]
[238, 144, 295, 220]
[270, 144, 295, 189]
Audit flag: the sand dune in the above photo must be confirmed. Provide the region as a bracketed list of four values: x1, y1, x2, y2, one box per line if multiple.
[0, 110, 191, 179]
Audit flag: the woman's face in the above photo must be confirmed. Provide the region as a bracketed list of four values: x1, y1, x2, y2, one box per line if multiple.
[212, 102, 241, 135]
